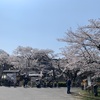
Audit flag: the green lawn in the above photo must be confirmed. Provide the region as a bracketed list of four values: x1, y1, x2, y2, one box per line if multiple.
[80, 88, 100, 100]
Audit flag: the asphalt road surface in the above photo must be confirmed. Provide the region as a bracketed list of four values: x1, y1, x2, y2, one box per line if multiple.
[0, 86, 81, 100]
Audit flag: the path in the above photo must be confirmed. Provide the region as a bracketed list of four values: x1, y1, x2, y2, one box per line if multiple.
[0, 86, 82, 100]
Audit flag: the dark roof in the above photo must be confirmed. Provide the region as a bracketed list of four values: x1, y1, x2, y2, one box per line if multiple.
[3, 70, 20, 73]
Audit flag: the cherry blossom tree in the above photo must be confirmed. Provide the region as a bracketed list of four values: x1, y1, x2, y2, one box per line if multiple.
[12, 46, 56, 74]
[58, 19, 100, 80]
[0, 49, 12, 77]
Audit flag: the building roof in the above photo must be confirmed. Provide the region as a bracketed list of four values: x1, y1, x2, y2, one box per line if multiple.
[3, 70, 20, 73]
[29, 73, 42, 77]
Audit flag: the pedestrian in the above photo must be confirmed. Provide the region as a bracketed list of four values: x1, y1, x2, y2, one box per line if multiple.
[81, 80, 84, 90]
[93, 83, 98, 96]
[23, 74, 29, 88]
[83, 79, 87, 90]
[16, 75, 20, 86]
[66, 77, 71, 94]
[36, 79, 41, 88]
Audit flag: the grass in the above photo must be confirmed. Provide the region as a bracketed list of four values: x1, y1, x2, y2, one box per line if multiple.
[80, 88, 100, 100]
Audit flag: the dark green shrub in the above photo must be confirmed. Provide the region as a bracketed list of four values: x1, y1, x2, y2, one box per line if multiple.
[58, 82, 66, 87]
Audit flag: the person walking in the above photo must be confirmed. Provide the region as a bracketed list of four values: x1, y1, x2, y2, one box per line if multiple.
[66, 77, 71, 94]
[81, 80, 84, 90]
[83, 79, 87, 90]
[23, 74, 29, 88]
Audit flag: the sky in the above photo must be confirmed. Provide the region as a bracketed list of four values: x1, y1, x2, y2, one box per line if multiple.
[0, 0, 100, 55]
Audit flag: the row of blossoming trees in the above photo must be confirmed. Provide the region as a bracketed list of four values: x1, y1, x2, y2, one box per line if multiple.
[58, 19, 100, 83]
[0, 46, 68, 82]
[0, 19, 100, 84]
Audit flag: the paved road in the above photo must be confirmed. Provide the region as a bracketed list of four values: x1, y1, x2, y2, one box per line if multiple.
[0, 86, 81, 100]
